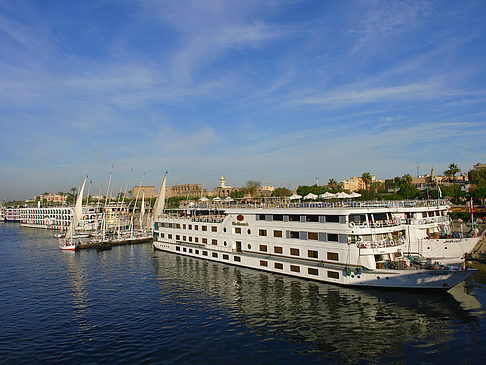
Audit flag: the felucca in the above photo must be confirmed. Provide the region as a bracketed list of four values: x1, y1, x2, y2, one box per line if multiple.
[60, 176, 87, 251]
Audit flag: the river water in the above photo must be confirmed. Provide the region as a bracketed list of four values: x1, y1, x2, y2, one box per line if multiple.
[1, 222, 486, 364]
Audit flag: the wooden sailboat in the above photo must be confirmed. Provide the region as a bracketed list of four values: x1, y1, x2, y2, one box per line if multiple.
[151, 171, 167, 229]
[60, 176, 87, 251]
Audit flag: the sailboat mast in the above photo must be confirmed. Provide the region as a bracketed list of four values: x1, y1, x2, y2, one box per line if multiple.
[130, 172, 145, 237]
[103, 164, 114, 241]
[139, 192, 145, 230]
[83, 180, 92, 231]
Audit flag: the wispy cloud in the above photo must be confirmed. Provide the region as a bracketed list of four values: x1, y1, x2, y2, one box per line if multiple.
[293, 80, 480, 107]
[1, 0, 486, 199]
[347, 1, 432, 53]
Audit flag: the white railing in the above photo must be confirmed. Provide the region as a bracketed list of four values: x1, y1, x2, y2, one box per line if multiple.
[181, 199, 450, 210]
[402, 216, 450, 225]
[356, 238, 404, 249]
[159, 215, 225, 224]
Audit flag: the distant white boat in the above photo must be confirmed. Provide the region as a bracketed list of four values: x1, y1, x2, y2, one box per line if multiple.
[60, 177, 87, 251]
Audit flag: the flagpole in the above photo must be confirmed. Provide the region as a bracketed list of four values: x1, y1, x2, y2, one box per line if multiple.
[470, 196, 475, 235]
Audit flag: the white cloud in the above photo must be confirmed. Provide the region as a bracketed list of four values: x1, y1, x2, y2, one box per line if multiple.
[293, 80, 477, 107]
[348, 1, 432, 53]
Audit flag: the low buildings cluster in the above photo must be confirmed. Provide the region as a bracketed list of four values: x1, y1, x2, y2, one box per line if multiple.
[131, 176, 275, 200]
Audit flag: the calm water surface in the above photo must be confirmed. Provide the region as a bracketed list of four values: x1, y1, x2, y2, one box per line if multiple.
[1, 223, 486, 364]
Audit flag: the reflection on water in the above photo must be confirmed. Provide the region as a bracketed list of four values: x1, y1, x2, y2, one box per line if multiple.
[1, 222, 485, 364]
[152, 251, 483, 363]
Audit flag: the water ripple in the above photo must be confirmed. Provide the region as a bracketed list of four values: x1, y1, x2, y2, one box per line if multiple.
[0, 223, 485, 364]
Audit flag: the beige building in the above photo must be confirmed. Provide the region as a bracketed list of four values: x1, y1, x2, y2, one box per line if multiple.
[166, 184, 209, 199]
[131, 186, 157, 199]
[257, 185, 275, 197]
[213, 176, 240, 198]
[39, 194, 67, 203]
[341, 177, 366, 192]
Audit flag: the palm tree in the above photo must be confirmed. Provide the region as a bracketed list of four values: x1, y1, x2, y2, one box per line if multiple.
[327, 178, 338, 192]
[394, 176, 402, 189]
[361, 172, 372, 190]
[447, 163, 461, 197]
[448, 163, 460, 182]
[402, 174, 413, 185]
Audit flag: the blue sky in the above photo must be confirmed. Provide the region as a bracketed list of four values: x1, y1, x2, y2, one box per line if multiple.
[1, 0, 486, 200]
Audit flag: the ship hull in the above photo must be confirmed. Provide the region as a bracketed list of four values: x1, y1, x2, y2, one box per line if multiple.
[153, 240, 475, 291]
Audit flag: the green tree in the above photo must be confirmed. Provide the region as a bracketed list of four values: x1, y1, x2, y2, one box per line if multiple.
[393, 176, 402, 189]
[468, 166, 486, 186]
[361, 172, 372, 190]
[327, 178, 338, 192]
[245, 180, 261, 197]
[398, 184, 419, 199]
[272, 187, 293, 197]
[357, 189, 376, 200]
[448, 163, 461, 182]
[296, 185, 325, 197]
[444, 163, 461, 201]
[472, 187, 486, 206]
[402, 174, 413, 186]
[230, 190, 245, 199]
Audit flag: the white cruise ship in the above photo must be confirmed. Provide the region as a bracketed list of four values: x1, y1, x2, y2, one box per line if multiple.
[391, 200, 482, 265]
[0, 202, 5, 222]
[153, 200, 475, 290]
[20, 206, 102, 232]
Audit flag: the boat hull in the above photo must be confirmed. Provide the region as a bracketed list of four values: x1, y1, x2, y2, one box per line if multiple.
[153, 239, 475, 291]
[404, 236, 482, 265]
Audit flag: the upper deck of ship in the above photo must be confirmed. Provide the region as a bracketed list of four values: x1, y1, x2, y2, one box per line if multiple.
[172, 198, 450, 213]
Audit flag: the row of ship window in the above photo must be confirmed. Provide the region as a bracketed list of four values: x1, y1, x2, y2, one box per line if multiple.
[156, 222, 218, 231]
[156, 213, 345, 232]
[233, 227, 347, 242]
[257, 214, 342, 223]
[173, 245, 340, 279]
[158, 233, 340, 261]
[156, 222, 347, 243]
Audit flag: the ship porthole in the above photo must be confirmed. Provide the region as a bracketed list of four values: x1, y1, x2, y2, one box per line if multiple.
[248, 244, 251, 249]
[385, 277, 389, 280]
[224, 227, 227, 232]
[247, 229, 251, 234]
[377, 276, 380, 279]
[224, 241, 227, 246]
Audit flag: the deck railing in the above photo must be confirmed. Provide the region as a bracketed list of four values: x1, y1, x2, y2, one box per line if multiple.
[356, 238, 405, 249]
[401, 216, 450, 225]
[180, 199, 450, 211]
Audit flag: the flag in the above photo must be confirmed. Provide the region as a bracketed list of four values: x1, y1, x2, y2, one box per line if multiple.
[438, 185, 442, 198]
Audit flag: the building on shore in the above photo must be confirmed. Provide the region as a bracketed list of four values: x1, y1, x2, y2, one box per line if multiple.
[131, 186, 157, 199]
[341, 177, 366, 192]
[166, 184, 209, 199]
[257, 185, 275, 197]
[213, 177, 240, 198]
[38, 193, 67, 203]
